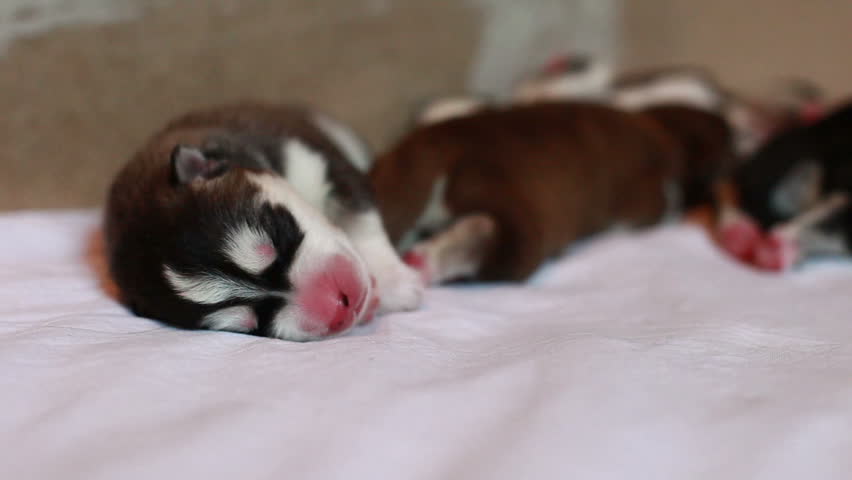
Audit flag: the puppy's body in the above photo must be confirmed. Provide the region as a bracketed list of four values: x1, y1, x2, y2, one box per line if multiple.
[372, 102, 734, 283]
[106, 102, 422, 341]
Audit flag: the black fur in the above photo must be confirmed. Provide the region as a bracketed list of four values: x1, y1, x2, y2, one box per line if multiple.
[105, 102, 374, 332]
[734, 102, 852, 250]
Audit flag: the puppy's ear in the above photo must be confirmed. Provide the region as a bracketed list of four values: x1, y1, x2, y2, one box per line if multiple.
[771, 160, 822, 217]
[170, 145, 228, 185]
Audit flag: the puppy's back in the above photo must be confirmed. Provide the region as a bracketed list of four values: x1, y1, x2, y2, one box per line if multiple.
[373, 102, 677, 280]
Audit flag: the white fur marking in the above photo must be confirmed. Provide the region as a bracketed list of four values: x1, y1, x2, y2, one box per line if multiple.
[774, 194, 849, 239]
[223, 224, 276, 274]
[268, 307, 317, 342]
[283, 139, 332, 212]
[772, 194, 850, 259]
[410, 214, 495, 285]
[203, 306, 258, 332]
[313, 113, 372, 172]
[418, 97, 487, 125]
[613, 75, 721, 111]
[246, 173, 377, 338]
[341, 210, 423, 313]
[163, 267, 268, 305]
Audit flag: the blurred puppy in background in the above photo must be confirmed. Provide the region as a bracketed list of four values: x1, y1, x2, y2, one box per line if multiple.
[371, 100, 735, 285]
[512, 53, 849, 274]
[715, 102, 852, 272]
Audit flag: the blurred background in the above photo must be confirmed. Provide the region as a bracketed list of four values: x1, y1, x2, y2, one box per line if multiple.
[0, 0, 850, 210]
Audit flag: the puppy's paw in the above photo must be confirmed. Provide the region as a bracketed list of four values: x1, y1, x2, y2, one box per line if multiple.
[374, 261, 424, 313]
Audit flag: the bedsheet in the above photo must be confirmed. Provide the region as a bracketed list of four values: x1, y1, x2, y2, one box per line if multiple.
[1, 210, 851, 480]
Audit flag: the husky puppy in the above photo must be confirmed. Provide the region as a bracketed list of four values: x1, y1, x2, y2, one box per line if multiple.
[717, 102, 852, 271]
[104, 102, 423, 341]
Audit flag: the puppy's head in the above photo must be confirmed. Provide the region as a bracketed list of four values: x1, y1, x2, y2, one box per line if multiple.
[105, 139, 374, 341]
[714, 127, 850, 272]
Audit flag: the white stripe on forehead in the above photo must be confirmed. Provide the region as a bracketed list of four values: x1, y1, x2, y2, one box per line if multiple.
[313, 113, 372, 172]
[283, 139, 332, 213]
[246, 170, 336, 235]
[203, 305, 258, 332]
[246, 171, 374, 341]
[163, 266, 268, 305]
[246, 169, 359, 269]
[223, 224, 277, 275]
[246, 171, 363, 267]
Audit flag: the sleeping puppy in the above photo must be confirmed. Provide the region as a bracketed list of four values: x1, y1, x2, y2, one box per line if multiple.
[104, 102, 423, 341]
[716, 102, 852, 271]
[370, 101, 735, 284]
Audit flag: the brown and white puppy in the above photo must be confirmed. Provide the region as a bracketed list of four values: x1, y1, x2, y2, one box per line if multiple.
[105, 102, 423, 341]
[370, 101, 735, 284]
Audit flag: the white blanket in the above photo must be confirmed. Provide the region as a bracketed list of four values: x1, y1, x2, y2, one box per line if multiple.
[2, 211, 851, 480]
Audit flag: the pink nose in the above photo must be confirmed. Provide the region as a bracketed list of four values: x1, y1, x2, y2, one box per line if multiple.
[718, 217, 799, 272]
[752, 233, 799, 272]
[298, 255, 367, 336]
[324, 289, 356, 334]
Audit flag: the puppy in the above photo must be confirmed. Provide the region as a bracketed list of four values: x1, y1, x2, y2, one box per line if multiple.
[716, 102, 852, 271]
[104, 102, 423, 341]
[370, 101, 735, 284]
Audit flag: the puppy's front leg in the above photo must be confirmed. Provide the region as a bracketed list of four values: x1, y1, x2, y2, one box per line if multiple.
[402, 214, 497, 285]
[338, 210, 424, 313]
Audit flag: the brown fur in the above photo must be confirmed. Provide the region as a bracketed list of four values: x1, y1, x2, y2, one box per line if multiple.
[640, 105, 737, 207]
[371, 102, 734, 282]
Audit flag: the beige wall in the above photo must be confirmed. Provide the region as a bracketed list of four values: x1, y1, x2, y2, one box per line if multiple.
[0, 0, 613, 211]
[0, 1, 480, 210]
[2, 0, 851, 211]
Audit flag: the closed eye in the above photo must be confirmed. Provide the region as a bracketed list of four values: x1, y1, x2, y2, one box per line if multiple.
[255, 204, 305, 289]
